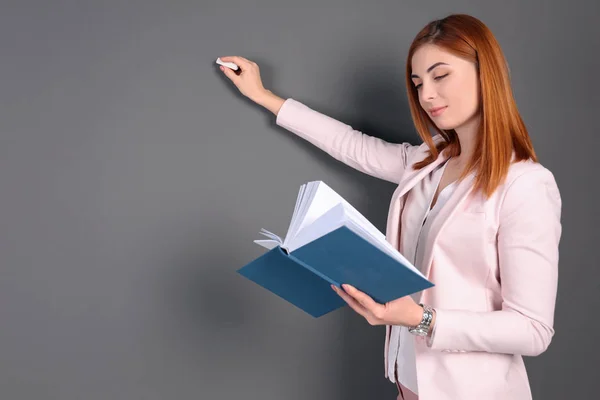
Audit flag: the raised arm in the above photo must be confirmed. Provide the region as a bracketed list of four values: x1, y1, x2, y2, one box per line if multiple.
[218, 56, 418, 184]
[272, 97, 417, 184]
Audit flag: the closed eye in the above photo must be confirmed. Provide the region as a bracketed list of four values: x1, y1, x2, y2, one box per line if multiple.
[414, 73, 449, 90]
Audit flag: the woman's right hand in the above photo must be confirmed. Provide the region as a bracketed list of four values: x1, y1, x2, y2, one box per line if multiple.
[218, 56, 270, 103]
[218, 56, 285, 115]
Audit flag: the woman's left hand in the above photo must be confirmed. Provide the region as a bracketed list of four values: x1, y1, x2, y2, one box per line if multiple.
[332, 284, 423, 327]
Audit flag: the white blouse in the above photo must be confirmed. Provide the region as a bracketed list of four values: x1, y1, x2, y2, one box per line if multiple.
[387, 159, 457, 394]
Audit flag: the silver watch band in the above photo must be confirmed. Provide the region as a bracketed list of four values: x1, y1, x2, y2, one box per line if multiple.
[408, 303, 434, 337]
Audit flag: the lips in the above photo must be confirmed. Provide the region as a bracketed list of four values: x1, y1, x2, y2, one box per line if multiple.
[429, 106, 447, 117]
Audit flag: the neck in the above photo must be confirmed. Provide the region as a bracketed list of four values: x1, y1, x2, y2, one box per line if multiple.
[452, 113, 481, 165]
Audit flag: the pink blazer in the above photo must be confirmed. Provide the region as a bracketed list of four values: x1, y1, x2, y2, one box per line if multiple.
[275, 98, 562, 400]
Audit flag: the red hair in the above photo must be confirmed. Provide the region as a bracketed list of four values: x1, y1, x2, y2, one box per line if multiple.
[405, 14, 537, 197]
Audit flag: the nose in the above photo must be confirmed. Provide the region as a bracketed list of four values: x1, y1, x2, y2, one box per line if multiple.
[420, 81, 437, 101]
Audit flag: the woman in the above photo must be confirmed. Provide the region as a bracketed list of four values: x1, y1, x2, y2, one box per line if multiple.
[218, 13, 561, 400]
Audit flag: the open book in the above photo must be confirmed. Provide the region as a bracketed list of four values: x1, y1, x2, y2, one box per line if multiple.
[237, 181, 433, 317]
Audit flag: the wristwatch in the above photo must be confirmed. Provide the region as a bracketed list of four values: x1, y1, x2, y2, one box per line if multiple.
[408, 303, 435, 337]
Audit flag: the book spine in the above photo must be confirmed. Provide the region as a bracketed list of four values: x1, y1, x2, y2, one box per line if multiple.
[287, 252, 341, 288]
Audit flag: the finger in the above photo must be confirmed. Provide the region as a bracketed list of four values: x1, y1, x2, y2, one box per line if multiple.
[221, 66, 240, 83]
[342, 284, 381, 313]
[333, 285, 369, 317]
[234, 56, 256, 67]
[220, 56, 253, 69]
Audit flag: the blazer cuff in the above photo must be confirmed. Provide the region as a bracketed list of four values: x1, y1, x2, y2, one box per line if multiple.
[426, 309, 438, 348]
[425, 308, 465, 352]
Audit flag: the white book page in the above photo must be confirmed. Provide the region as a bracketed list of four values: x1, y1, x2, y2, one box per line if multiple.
[282, 183, 307, 243]
[253, 181, 420, 279]
[287, 182, 314, 242]
[284, 181, 382, 247]
[258, 228, 283, 244]
[259, 180, 345, 251]
[286, 202, 348, 252]
[286, 202, 424, 279]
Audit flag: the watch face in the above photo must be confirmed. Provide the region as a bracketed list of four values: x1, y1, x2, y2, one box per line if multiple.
[408, 327, 428, 336]
[409, 329, 427, 337]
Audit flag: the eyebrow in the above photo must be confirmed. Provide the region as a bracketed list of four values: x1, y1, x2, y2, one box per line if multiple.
[411, 62, 449, 79]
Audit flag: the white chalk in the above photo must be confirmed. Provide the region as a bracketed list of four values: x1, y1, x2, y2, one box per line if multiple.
[216, 57, 239, 71]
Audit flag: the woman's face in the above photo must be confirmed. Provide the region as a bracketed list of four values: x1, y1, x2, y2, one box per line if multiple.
[410, 44, 480, 131]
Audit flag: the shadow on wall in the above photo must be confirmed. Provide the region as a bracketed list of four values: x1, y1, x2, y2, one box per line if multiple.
[165, 52, 418, 398]
[333, 48, 418, 400]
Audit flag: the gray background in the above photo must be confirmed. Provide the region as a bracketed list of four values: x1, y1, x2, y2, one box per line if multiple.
[1, 0, 597, 399]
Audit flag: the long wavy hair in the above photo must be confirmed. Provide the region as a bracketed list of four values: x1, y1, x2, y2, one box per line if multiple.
[405, 14, 537, 197]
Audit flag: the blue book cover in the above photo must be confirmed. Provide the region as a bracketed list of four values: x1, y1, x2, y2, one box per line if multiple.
[237, 225, 433, 318]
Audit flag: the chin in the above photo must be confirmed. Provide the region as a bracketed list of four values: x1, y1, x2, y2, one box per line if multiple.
[432, 119, 459, 131]
[433, 112, 480, 133]
[432, 113, 471, 131]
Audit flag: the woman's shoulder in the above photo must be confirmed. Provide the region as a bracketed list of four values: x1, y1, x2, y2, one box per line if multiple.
[504, 159, 559, 190]
[405, 134, 446, 163]
[495, 159, 561, 215]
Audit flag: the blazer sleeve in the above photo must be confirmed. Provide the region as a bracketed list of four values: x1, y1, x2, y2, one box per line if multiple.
[275, 98, 419, 184]
[427, 167, 562, 356]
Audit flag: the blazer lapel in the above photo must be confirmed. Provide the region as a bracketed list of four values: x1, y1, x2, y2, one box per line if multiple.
[396, 150, 450, 200]
[385, 149, 450, 248]
[416, 171, 477, 303]
[384, 147, 450, 378]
